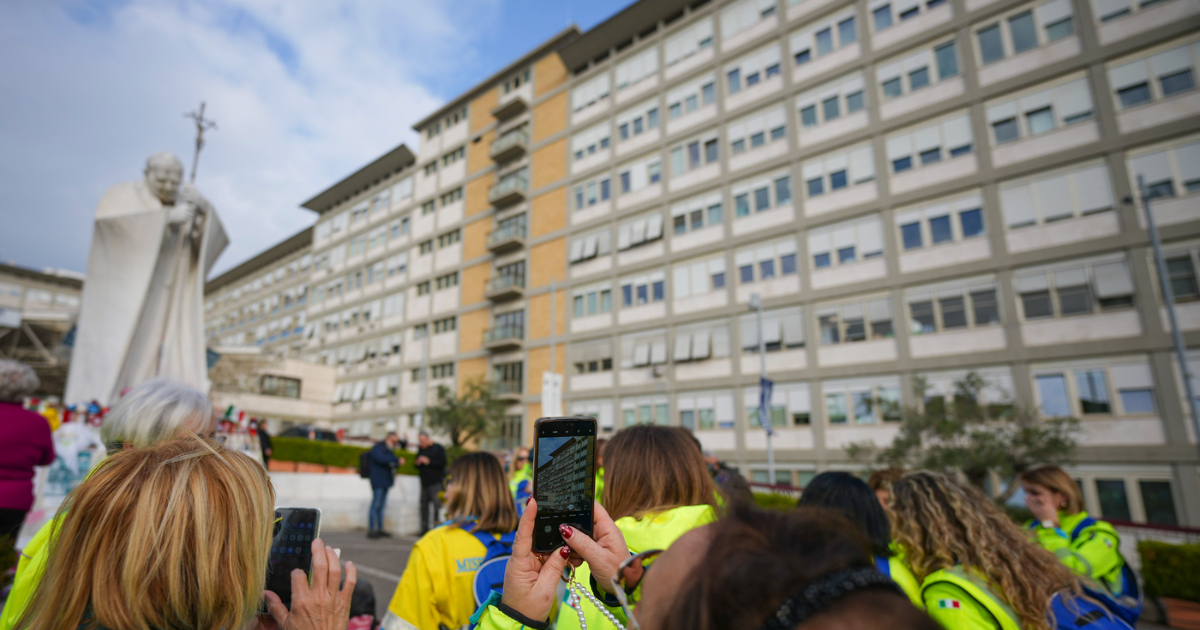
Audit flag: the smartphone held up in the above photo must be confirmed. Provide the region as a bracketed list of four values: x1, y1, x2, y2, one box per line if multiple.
[266, 507, 322, 609]
[532, 416, 597, 553]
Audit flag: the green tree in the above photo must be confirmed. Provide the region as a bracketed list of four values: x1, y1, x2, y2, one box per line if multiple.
[426, 377, 510, 449]
[847, 372, 1080, 502]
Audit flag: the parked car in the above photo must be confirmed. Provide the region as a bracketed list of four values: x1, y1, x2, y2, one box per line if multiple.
[278, 425, 339, 442]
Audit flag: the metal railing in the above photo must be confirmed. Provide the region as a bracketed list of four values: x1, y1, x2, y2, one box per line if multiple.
[489, 174, 529, 202]
[485, 274, 525, 293]
[491, 129, 529, 156]
[486, 224, 527, 247]
[493, 380, 523, 395]
[484, 324, 525, 344]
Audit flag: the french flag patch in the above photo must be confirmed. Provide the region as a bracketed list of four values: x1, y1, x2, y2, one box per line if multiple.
[938, 599, 962, 609]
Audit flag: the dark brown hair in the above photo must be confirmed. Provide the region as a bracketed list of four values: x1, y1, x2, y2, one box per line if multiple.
[602, 425, 717, 520]
[867, 468, 906, 492]
[668, 502, 939, 630]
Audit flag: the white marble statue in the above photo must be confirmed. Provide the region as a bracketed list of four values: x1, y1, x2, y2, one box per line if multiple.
[65, 153, 228, 405]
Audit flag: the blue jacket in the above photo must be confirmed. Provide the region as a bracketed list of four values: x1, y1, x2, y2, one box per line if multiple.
[369, 442, 400, 489]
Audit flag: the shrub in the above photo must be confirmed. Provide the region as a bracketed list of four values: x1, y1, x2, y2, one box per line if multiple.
[272, 436, 417, 475]
[753, 492, 798, 511]
[1139, 540, 1200, 603]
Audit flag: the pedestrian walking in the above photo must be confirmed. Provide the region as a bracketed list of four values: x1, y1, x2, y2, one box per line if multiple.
[0, 361, 55, 544]
[368, 432, 404, 539]
[255, 420, 273, 467]
[413, 430, 447, 535]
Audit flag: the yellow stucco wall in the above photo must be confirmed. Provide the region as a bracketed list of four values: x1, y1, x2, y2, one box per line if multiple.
[530, 188, 567, 239]
[531, 138, 567, 191]
[459, 261, 490, 307]
[465, 176, 492, 217]
[534, 53, 568, 97]
[469, 87, 498, 135]
[528, 237, 565, 290]
[527, 290, 567, 340]
[532, 91, 568, 144]
[468, 129, 495, 176]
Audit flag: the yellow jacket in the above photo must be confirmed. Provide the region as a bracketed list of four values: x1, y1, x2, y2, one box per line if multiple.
[921, 565, 1022, 630]
[554, 504, 717, 630]
[0, 515, 57, 630]
[381, 524, 503, 630]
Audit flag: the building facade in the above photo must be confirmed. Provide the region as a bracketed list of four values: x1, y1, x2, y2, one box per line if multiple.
[0, 263, 84, 395]
[238, 0, 1200, 524]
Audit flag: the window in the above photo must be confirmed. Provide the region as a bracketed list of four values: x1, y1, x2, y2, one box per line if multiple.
[665, 17, 715, 67]
[621, 272, 666, 307]
[439, 187, 462, 207]
[878, 39, 961, 101]
[571, 122, 612, 161]
[974, 0, 1075, 66]
[728, 105, 787, 156]
[895, 191, 986, 251]
[621, 331, 670, 369]
[492, 310, 524, 339]
[617, 154, 663, 195]
[907, 278, 1001, 334]
[739, 307, 805, 353]
[503, 68, 530, 94]
[416, 281, 431, 296]
[616, 100, 660, 142]
[725, 45, 783, 95]
[886, 112, 973, 175]
[678, 391, 737, 430]
[671, 191, 724, 237]
[1140, 481, 1179, 526]
[808, 215, 884, 269]
[430, 363, 455, 379]
[571, 73, 611, 112]
[744, 382, 812, 429]
[441, 147, 465, 167]
[732, 170, 792, 219]
[1017, 256, 1136, 320]
[573, 284, 614, 317]
[1164, 247, 1200, 302]
[818, 297, 894, 344]
[392, 176, 414, 204]
[615, 46, 658, 91]
[434, 272, 458, 290]
[670, 132, 721, 175]
[736, 239, 799, 285]
[797, 74, 867, 131]
[572, 400, 615, 432]
[432, 316, 457, 333]
[573, 175, 613, 210]
[1126, 138, 1200, 204]
[873, 3, 894, 31]
[986, 76, 1094, 145]
[823, 377, 902, 424]
[436, 229, 461, 248]
[423, 162, 438, 176]
[568, 230, 612, 264]
[1109, 39, 1199, 112]
[421, 200, 436, 215]
[572, 340, 614, 375]
[260, 375, 301, 399]
[721, 0, 777, 43]
[493, 361, 523, 394]
[621, 395, 670, 426]
[618, 213, 665, 250]
[790, 8, 858, 67]
[802, 144, 875, 200]
[1035, 360, 1158, 418]
[1000, 162, 1114, 228]
[674, 320, 733, 364]
[667, 74, 717, 120]
[1095, 479, 1132, 521]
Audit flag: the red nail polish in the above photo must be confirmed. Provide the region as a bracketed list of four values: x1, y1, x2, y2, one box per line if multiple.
[559, 524, 572, 538]
[525, 497, 531, 506]
[559, 546, 571, 558]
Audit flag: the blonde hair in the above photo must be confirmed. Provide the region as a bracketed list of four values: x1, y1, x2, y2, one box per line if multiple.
[889, 471, 1079, 630]
[1020, 464, 1084, 515]
[18, 436, 274, 630]
[447, 452, 519, 534]
[603, 425, 717, 520]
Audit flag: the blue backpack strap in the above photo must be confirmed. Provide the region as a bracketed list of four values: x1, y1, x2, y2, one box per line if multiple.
[875, 556, 891, 577]
[1069, 516, 1098, 542]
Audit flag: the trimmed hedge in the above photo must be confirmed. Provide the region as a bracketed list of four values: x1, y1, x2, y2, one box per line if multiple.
[753, 492, 798, 511]
[1139, 540, 1200, 603]
[272, 437, 417, 475]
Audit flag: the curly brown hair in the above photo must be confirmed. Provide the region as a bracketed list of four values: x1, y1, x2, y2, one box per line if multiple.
[889, 471, 1079, 630]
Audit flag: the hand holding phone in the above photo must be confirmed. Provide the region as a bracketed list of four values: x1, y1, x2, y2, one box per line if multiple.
[532, 416, 597, 554]
[265, 508, 322, 609]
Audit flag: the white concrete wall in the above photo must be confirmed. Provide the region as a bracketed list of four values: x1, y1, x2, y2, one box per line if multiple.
[270, 472, 423, 534]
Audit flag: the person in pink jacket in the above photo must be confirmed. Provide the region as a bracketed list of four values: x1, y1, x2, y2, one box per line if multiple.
[0, 360, 54, 544]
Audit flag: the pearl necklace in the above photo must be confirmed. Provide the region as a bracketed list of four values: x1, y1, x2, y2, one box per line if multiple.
[566, 570, 627, 630]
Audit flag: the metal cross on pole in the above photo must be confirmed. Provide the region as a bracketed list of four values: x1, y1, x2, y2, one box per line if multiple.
[183, 101, 217, 183]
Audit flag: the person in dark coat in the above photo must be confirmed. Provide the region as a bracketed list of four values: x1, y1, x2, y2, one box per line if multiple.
[256, 421, 273, 467]
[412, 431, 447, 534]
[0, 360, 55, 545]
[368, 432, 404, 539]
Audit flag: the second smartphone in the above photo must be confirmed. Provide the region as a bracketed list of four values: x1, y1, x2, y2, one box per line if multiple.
[531, 416, 597, 553]
[266, 507, 322, 609]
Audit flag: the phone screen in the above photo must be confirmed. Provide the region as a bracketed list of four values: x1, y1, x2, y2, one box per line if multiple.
[533, 417, 597, 553]
[266, 508, 321, 609]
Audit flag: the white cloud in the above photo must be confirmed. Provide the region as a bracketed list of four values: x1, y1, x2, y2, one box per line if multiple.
[0, 0, 501, 277]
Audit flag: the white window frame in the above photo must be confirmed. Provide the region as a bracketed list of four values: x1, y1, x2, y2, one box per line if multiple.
[808, 214, 884, 269]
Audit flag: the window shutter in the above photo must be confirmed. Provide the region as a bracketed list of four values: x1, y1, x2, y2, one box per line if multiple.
[1054, 267, 1088, 288]
[741, 315, 759, 349]
[849, 146, 876, 182]
[1074, 165, 1113, 214]
[809, 231, 831, 255]
[763, 315, 783, 344]
[1108, 61, 1149, 91]
[1110, 363, 1153, 389]
[791, 30, 813, 55]
[631, 219, 647, 245]
[1035, 175, 1074, 221]
[569, 239, 585, 262]
[691, 262, 709, 295]
[674, 332, 693, 361]
[986, 101, 1018, 124]
[788, 385, 812, 413]
[904, 50, 933, 73]
[886, 135, 912, 160]
[1129, 151, 1172, 184]
[833, 225, 857, 248]
[618, 223, 632, 250]
[651, 340, 668, 365]
[802, 161, 824, 181]
[584, 235, 600, 259]
[859, 220, 884, 256]
[1150, 46, 1194, 78]
[1093, 261, 1133, 298]
[783, 310, 806, 346]
[1035, 0, 1072, 26]
[647, 213, 664, 240]
[1175, 142, 1200, 184]
[692, 329, 712, 359]
[868, 298, 892, 322]
[716, 393, 736, 424]
[1093, 0, 1130, 18]
[633, 343, 651, 367]
[877, 61, 903, 82]
[673, 265, 692, 299]
[1001, 184, 1037, 226]
[1052, 79, 1093, 121]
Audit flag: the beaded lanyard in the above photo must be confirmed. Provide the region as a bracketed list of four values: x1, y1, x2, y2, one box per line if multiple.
[564, 565, 627, 630]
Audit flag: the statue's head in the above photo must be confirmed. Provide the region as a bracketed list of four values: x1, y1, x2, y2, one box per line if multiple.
[143, 152, 184, 205]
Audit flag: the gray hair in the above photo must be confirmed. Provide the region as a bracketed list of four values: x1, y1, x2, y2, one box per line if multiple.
[0, 360, 39, 402]
[101, 378, 214, 448]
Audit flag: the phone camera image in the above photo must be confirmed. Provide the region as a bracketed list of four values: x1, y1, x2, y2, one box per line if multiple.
[533, 418, 596, 552]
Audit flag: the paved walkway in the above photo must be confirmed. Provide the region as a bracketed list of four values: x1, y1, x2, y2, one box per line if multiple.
[322, 530, 416, 620]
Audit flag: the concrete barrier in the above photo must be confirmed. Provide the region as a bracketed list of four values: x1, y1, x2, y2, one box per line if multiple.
[269, 472, 424, 534]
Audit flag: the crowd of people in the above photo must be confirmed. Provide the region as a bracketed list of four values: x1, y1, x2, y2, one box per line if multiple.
[0, 355, 1141, 630]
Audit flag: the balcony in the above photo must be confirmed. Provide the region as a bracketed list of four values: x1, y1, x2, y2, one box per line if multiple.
[485, 274, 525, 301]
[492, 379, 523, 401]
[486, 223, 526, 254]
[484, 325, 524, 352]
[489, 174, 529, 208]
[490, 129, 529, 163]
[492, 94, 528, 121]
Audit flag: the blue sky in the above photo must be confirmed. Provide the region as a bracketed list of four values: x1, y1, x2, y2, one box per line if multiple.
[0, 0, 632, 277]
